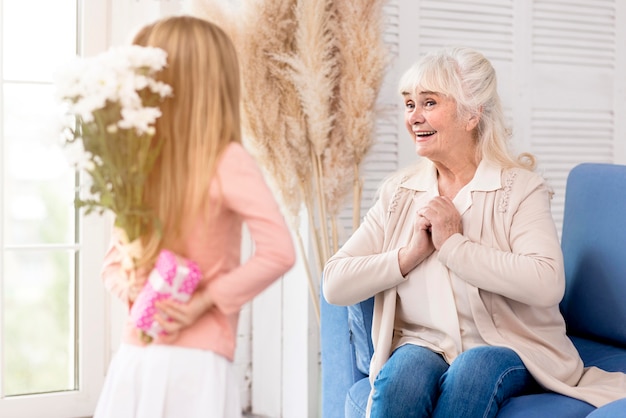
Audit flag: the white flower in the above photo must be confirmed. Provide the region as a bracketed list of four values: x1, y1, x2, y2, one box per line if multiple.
[72, 94, 107, 123]
[148, 78, 173, 98]
[53, 44, 172, 243]
[62, 138, 94, 171]
[54, 58, 87, 100]
[55, 44, 171, 134]
[118, 107, 162, 136]
[125, 45, 168, 72]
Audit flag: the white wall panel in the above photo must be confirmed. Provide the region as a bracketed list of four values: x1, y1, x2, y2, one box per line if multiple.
[418, 0, 515, 61]
[530, 0, 617, 230]
[391, 0, 621, 235]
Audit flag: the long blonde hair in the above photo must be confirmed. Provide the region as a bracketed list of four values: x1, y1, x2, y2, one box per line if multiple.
[398, 47, 535, 170]
[132, 15, 241, 266]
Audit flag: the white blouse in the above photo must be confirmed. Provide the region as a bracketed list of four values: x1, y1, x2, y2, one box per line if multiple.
[393, 161, 499, 363]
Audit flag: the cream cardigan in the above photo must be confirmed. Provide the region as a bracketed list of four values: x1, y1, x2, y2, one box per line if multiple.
[323, 160, 626, 414]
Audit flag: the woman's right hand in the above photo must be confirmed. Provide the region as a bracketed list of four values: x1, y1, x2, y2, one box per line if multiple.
[398, 214, 435, 275]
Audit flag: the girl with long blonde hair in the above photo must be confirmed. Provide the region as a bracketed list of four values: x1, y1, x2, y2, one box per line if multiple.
[95, 15, 295, 418]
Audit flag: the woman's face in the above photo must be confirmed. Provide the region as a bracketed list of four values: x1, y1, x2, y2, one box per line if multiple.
[403, 90, 475, 163]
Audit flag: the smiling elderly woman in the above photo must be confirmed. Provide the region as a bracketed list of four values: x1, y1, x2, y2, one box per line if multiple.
[322, 47, 626, 418]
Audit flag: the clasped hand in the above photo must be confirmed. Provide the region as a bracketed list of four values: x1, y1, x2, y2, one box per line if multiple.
[399, 196, 463, 275]
[154, 291, 214, 343]
[418, 195, 463, 250]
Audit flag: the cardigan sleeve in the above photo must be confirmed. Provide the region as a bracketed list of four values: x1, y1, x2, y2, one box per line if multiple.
[323, 183, 407, 306]
[439, 172, 565, 308]
[203, 144, 296, 315]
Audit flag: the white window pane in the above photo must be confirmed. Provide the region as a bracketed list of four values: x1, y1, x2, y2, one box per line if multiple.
[2, 249, 76, 396]
[3, 83, 76, 245]
[1, 0, 108, 416]
[2, 0, 78, 82]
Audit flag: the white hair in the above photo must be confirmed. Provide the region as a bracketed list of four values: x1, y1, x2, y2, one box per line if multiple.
[399, 47, 535, 170]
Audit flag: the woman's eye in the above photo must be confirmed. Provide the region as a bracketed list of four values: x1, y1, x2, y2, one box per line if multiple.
[405, 101, 415, 110]
[424, 100, 436, 107]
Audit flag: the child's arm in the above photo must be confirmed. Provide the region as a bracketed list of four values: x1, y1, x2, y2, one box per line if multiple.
[203, 144, 296, 315]
[154, 144, 296, 339]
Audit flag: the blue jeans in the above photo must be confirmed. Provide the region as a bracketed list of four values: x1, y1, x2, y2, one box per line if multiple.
[370, 345, 540, 418]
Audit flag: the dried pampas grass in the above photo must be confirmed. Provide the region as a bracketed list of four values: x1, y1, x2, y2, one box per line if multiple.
[190, 0, 390, 323]
[275, 0, 338, 265]
[326, 0, 390, 229]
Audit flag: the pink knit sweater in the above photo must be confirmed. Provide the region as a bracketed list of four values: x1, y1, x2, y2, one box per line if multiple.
[101, 142, 296, 361]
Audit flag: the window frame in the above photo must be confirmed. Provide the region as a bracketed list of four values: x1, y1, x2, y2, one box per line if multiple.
[0, 1, 110, 417]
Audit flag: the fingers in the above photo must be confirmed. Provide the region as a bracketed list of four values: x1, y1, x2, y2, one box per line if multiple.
[155, 300, 191, 326]
[154, 311, 178, 332]
[154, 295, 205, 329]
[159, 313, 184, 331]
[416, 215, 432, 231]
[156, 299, 184, 316]
[416, 196, 462, 250]
[148, 294, 213, 342]
[153, 308, 186, 342]
[420, 196, 453, 213]
[418, 196, 457, 221]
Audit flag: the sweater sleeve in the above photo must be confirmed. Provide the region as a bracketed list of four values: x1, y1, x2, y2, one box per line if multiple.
[323, 183, 406, 306]
[204, 145, 296, 315]
[100, 238, 130, 307]
[438, 173, 565, 308]
[100, 232, 150, 308]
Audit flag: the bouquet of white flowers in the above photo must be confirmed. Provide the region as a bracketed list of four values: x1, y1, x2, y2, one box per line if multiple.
[56, 46, 206, 344]
[55, 45, 173, 247]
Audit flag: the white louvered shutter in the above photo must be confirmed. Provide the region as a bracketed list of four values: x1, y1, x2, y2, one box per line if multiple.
[529, 0, 618, 230]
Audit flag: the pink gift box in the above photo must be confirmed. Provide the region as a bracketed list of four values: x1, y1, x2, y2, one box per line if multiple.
[129, 249, 202, 341]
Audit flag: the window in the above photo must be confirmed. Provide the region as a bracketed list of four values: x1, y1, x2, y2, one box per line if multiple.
[0, 1, 109, 417]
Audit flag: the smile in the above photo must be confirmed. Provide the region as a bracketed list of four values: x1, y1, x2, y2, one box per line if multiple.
[415, 130, 436, 137]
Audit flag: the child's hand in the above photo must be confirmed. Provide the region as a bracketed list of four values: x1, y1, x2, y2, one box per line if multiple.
[154, 292, 214, 342]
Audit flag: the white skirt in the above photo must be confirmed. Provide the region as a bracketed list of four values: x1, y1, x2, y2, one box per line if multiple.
[94, 343, 241, 418]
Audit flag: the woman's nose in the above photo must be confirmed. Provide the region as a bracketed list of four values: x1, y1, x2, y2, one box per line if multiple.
[408, 109, 424, 125]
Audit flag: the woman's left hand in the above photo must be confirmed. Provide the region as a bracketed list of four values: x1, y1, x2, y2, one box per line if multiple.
[419, 196, 463, 250]
[154, 291, 213, 343]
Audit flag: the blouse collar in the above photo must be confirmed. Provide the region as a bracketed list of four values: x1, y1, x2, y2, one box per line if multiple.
[401, 159, 503, 214]
[400, 159, 502, 193]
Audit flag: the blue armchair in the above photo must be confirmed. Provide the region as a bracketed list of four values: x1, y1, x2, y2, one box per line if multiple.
[321, 163, 626, 417]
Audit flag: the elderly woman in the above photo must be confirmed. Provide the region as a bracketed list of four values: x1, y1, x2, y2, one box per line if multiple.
[323, 47, 626, 418]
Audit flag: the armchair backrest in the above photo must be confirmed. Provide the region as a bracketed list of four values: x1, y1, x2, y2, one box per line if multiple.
[559, 163, 626, 346]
